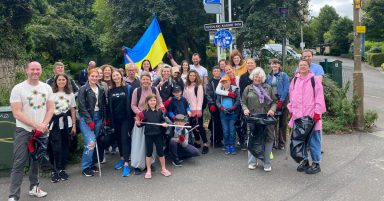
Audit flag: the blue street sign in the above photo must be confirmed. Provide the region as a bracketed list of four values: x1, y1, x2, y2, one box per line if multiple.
[214, 29, 232, 49]
[204, 0, 221, 4]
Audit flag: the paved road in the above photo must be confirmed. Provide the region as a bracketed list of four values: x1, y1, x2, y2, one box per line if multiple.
[314, 56, 384, 130]
[1, 132, 384, 201]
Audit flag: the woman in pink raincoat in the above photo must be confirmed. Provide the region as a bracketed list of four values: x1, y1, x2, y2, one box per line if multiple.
[287, 59, 326, 175]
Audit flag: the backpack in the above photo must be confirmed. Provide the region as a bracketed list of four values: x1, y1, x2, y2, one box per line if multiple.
[293, 76, 315, 97]
[136, 86, 157, 101]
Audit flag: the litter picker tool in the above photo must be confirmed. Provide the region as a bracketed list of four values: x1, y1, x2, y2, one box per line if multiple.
[94, 140, 102, 177]
[139, 122, 192, 128]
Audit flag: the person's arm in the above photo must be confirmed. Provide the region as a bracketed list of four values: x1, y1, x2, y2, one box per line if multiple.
[11, 102, 46, 132]
[77, 87, 92, 123]
[42, 87, 55, 128]
[155, 88, 164, 108]
[205, 80, 214, 105]
[233, 89, 241, 108]
[70, 107, 76, 135]
[131, 89, 141, 115]
[268, 87, 278, 113]
[314, 77, 326, 115]
[287, 80, 294, 113]
[280, 73, 290, 101]
[215, 95, 223, 109]
[196, 85, 204, 110]
[215, 82, 229, 96]
[241, 86, 250, 113]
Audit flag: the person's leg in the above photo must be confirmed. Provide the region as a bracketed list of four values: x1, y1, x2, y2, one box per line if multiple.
[214, 110, 224, 144]
[153, 135, 166, 170]
[229, 114, 237, 149]
[178, 144, 201, 159]
[189, 118, 201, 144]
[220, 112, 229, 148]
[144, 135, 154, 174]
[113, 118, 123, 158]
[309, 130, 321, 163]
[92, 112, 103, 166]
[198, 116, 208, 144]
[61, 129, 70, 170]
[278, 106, 289, 148]
[9, 128, 32, 200]
[80, 117, 95, 170]
[121, 120, 131, 165]
[168, 139, 179, 161]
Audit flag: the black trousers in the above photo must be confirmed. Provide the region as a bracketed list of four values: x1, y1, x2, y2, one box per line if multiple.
[190, 116, 208, 144]
[49, 128, 70, 171]
[112, 118, 132, 163]
[145, 134, 164, 157]
[236, 113, 248, 145]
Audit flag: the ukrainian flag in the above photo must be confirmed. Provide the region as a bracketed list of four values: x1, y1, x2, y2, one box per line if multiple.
[122, 16, 168, 69]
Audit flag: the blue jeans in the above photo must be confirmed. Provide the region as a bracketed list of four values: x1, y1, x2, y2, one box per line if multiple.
[220, 112, 237, 146]
[80, 111, 102, 170]
[304, 130, 321, 163]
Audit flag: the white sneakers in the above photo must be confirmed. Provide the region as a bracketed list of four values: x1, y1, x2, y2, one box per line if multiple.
[248, 164, 256, 170]
[263, 164, 272, 172]
[29, 186, 48, 198]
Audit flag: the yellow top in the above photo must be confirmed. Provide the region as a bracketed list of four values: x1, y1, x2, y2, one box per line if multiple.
[232, 62, 247, 77]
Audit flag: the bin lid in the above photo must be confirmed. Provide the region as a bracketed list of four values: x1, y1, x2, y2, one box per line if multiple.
[0, 106, 12, 113]
[326, 59, 342, 63]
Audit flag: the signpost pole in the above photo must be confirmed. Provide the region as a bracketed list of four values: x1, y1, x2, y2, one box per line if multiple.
[216, 13, 221, 62]
[228, 0, 232, 54]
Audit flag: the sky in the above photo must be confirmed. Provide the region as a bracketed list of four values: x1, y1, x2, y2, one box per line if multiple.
[310, 0, 353, 19]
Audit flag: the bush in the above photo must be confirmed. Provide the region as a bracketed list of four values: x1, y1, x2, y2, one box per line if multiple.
[364, 110, 378, 131]
[367, 53, 384, 67]
[0, 87, 11, 106]
[381, 63, 384, 70]
[322, 78, 357, 134]
[368, 46, 382, 53]
[330, 47, 341, 56]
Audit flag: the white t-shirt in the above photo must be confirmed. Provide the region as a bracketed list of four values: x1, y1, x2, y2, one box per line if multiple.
[189, 64, 208, 80]
[10, 81, 53, 132]
[91, 86, 100, 111]
[50, 92, 76, 130]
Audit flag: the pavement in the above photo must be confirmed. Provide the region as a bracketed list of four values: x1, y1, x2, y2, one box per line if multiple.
[1, 56, 384, 201]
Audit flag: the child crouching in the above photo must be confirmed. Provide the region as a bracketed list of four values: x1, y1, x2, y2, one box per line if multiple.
[169, 114, 201, 167]
[136, 94, 171, 179]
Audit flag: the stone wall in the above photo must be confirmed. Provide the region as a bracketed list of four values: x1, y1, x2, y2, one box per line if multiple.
[0, 58, 18, 88]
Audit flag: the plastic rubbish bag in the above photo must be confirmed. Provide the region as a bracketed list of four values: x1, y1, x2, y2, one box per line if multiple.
[290, 116, 315, 163]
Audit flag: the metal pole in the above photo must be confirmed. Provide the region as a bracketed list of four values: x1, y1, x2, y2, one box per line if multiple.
[353, 0, 364, 130]
[228, 0, 233, 54]
[300, 24, 304, 51]
[216, 14, 220, 62]
[221, 0, 225, 59]
[282, 19, 286, 71]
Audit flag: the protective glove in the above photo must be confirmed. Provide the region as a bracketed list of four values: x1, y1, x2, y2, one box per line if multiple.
[277, 100, 283, 110]
[163, 99, 171, 108]
[209, 105, 216, 113]
[313, 113, 321, 122]
[88, 121, 95, 131]
[196, 110, 202, 118]
[178, 135, 185, 142]
[138, 112, 144, 121]
[228, 91, 236, 99]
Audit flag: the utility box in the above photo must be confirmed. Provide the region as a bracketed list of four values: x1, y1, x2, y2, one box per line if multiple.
[0, 106, 15, 170]
[320, 59, 343, 87]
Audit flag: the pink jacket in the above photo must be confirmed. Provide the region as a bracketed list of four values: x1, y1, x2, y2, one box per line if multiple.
[183, 83, 204, 111]
[287, 72, 326, 131]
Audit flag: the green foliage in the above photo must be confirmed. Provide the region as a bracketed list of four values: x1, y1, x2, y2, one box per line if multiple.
[330, 47, 341, 56]
[362, 0, 384, 41]
[234, 0, 309, 53]
[322, 78, 357, 133]
[367, 53, 384, 67]
[329, 17, 353, 54]
[311, 5, 339, 44]
[381, 63, 384, 70]
[364, 110, 378, 131]
[0, 87, 11, 106]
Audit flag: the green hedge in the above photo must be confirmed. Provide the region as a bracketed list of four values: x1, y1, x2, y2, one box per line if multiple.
[367, 53, 384, 67]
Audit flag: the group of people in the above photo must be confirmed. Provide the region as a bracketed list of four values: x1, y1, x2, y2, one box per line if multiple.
[7, 49, 326, 201]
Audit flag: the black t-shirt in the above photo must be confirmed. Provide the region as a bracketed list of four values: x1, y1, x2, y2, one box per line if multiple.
[109, 86, 127, 119]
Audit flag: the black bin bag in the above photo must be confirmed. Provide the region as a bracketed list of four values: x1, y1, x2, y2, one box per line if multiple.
[246, 114, 277, 160]
[290, 116, 315, 163]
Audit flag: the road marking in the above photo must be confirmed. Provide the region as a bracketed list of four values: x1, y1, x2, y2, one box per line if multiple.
[365, 95, 381, 99]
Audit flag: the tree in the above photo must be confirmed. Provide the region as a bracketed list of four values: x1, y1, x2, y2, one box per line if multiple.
[0, 0, 35, 58]
[26, 0, 97, 63]
[233, 0, 309, 54]
[311, 5, 339, 44]
[329, 17, 353, 53]
[362, 0, 384, 41]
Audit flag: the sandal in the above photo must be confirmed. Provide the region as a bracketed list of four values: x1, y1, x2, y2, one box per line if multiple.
[161, 169, 172, 177]
[144, 172, 152, 179]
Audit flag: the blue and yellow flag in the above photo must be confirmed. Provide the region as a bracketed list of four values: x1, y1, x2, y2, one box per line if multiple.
[122, 16, 167, 69]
